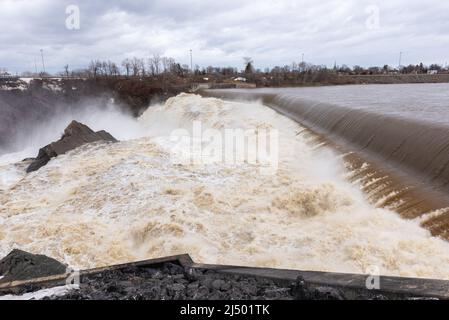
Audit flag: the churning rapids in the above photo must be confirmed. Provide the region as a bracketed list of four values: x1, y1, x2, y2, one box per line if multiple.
[2, 93, 449, 279]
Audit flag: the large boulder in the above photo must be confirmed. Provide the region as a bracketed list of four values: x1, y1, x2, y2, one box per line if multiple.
[0, 249, 67, 284]
[26, 120, 117, 172]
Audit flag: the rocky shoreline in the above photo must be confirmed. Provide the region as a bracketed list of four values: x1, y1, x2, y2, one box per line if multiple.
[0, 249, 346, 300]
[49, 262, 352, 300]
[0, 249, 398, 300]
[2, 249, 447, 300]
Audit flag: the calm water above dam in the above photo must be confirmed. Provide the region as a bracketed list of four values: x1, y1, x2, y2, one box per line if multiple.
[218, 83, 449, 125]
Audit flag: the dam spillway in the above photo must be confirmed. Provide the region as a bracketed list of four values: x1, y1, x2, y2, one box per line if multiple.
[202, 84, 449, 239]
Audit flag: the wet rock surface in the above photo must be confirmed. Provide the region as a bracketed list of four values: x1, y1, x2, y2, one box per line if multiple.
[26, 120, 117, 172]
[48, 262, 387, 300]
[0, 249, 67, 284]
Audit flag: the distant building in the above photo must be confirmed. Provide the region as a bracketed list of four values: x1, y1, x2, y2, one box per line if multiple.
[427, 69, 438, 75]
[233, 77, 247, 82]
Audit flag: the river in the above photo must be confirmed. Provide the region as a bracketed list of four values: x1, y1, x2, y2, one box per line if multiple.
[1, 91, 449, 279]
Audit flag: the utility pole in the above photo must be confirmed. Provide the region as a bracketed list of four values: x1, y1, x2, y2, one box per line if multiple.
[190, 49, 193, 73]
[398, 51, 403, 71]
[40, 49, 46, 74]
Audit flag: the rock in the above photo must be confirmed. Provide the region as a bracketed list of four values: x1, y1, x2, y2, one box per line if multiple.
[211, 279, 226, 291]
[0, 249, 67, 283]
[167, 283, 186, 297]
[290, 276, 310, 299]
[192, 286, 210, 300]
[241, 283, 258, 296]
[312, 287, 345, 300]
[221, 281, 231, 291]
[264, 288, 292, 299]
[185, 268, 202, 282]
[187, 281, 199, 290]
[162, 262, 184, 275]
[26, 120, 117, 173]
[290, 276, 345, 300]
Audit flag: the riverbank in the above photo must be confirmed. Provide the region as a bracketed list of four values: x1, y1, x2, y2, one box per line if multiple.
[1, 253, 447, 300]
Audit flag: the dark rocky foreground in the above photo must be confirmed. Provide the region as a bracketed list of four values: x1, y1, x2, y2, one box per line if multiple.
[1, 250, 446, 300]
[26, 120, 117, 172]
[49, 262, 369, 300]
[0, 249, 353, 300]
[0, 250, 371, 300]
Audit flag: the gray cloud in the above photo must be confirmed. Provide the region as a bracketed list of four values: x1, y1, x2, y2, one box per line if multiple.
[1, 0, 448, 74]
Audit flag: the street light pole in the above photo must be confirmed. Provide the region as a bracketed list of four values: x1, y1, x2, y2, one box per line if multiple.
[190, 49, 193, 73]
[40, 49, 46, 74]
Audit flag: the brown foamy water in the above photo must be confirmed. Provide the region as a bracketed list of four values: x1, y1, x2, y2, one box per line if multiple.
[1, 93, 449, 279]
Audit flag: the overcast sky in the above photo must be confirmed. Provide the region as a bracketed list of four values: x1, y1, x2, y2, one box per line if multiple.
[1, 0, 449, 74]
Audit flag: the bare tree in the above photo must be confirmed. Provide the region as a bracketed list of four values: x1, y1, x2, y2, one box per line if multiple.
[161, 57, 169, 73]
[129, 57, 145, 77]
[121, 58, 131, 77]
[63, 64, 69, 77]
[152, 53, 161, 75]
[165, 57, 176, 75]
[100, 61, 108, 76]
[147, 58, 156, 77]
[291, 62, 298, 72]
[106, 61, 120, 76]
[138, 58, 146, 77]
[88, 60, 101, 78]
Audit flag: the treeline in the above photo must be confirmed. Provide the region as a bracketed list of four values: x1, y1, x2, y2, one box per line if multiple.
[73, 57, 448, 79]
[85, 54, 188, 78]
[16, 55, 449, 87]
